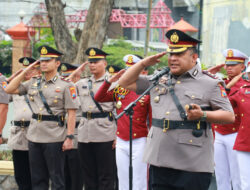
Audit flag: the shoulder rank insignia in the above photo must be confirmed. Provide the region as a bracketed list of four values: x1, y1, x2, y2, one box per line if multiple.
[202, 70, 218, 79]
[69, 86, 77, 99]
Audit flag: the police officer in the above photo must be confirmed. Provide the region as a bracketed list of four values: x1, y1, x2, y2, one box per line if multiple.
[211, 49, 248, 190]
[118, 29, 235, 190]
[59, 63, 84, 190]
[8, 57, 40, 190]
[94, 55, 152, 190]
[74, 47, 117, 190]
[0, 72, 9, 144]
[5, 45, 79, 190]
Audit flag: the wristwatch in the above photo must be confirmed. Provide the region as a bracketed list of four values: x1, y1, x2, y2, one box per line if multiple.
[200, 111, 207, 121]
[66, 134, 75, 139]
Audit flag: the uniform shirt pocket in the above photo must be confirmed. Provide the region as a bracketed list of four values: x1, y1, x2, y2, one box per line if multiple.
[184, 91, 203, 103]
[178, 132, 203, 147]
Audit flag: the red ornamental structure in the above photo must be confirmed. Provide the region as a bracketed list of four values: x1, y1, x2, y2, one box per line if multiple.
[27, 0, 174, 42]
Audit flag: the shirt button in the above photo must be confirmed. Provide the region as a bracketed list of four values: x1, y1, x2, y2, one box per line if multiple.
[189, 140, 193, 143]
[40, 108, 43, 111]
[44, 85, 47, 88]
[136, 118, 140, 121]
[214, 125, 218, 129]
[191, 95, 195, 99]
[176, 81, 181, 84]
[117, 132, 119, 135]
[166, 112, 170, 115]
[23, 108, 26, 111]
[232, 128, 235, 131]
[241, 113, 244, 117]
[241, 99, 245, 102]
[242, 126, 244, 129]
[134, 133, 137, 137]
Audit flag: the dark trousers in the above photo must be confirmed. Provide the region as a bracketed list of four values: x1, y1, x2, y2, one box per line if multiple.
[149, 165, 212, 190]
[78, 141, 116, 190]
[28, 141, 65, 190]
[12, 150, 32, 190]
[64, 149, 84, 190]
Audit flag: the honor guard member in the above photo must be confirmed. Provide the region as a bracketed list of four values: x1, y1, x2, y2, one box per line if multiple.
[75, 48, 117, 190]
[8, 57, 40, 190]
[59, 63, 84, 190]
[95, 55, 152, 190]
[118, 29, 235, 190]
[0, 72, 9, 144]
[225, 64, 250, 190]
[5, 45, 79, 190]
[212, 49, 248, 190]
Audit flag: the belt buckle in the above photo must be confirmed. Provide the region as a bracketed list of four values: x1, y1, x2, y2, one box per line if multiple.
[163, 119, 170, 133]
[38, 114, 42, 122]
[197, 121, 201, 130]
[21, 119, 25, 127]
[87, 112, 92, 120]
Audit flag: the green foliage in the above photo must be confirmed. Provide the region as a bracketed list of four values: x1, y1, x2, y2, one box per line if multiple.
[103, 39, 168, 75]
[0, 150, 12, 161]
[0, 40, 12, 75]
[32, 28, 56, 59]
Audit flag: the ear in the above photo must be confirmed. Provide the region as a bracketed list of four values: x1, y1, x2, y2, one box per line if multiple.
[192, 53, 198, 63]
[240, 63, 246, 71]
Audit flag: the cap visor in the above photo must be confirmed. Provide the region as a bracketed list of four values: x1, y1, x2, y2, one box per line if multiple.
[88, 58, 103, 62]
[225, 61, 242, 65]
[40, 57, 53, 61]
[166, 47, 188, 53]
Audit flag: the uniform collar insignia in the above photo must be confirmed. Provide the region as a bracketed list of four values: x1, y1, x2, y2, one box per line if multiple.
[192, 69, 198, 77]
[52, 76, 58, 82]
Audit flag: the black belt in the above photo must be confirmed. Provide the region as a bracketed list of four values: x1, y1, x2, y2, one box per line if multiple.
[13, 120, 30, 127]
[152, 118, 208, 131]
[82, 112, 113, 120]
[76, 121, 80, 128]
[32, 113, 65, 127]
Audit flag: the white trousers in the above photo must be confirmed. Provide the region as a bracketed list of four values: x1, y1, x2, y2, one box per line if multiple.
[214, 131, 241, 190]
[236, 151, 250, 190]
[116, 137, 147, 190]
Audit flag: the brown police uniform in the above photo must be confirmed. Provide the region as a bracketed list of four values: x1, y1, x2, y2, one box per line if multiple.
[76, 47, 117, 190]
[0, 74, 9, 104]
[18, 46, 79, 190]
[136, 30, 234, 190]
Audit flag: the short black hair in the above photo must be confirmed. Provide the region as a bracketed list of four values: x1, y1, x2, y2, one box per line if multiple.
[188, 47, 198, 54]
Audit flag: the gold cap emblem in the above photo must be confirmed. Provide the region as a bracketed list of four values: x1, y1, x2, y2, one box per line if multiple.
[61, 64, 67, 72]
[170, 32, 179, 44]
[108, 66, 115, 73]
[227, 50, 234, 57]
[89, 49, 96, 56]
[128, 56, 133, 64]
[41, 47, 48, 55]
[23, 58, 29, 66]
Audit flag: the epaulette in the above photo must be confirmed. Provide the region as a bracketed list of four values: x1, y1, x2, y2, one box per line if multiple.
[202, 70, 218, 79]
[61, 76, 71, 82]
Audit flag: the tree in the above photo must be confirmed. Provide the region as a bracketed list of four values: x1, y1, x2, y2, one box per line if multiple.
[44, 0, 115, 64]
[44, 0, 77, 63]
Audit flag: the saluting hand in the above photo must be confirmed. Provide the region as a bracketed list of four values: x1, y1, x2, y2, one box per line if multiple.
[67, 61, 88, 83]
[185, 104, 203, 121]
[23, 60, 40, 74]
[62, 138, 73, 151]
[6, 69, 24, 83]
[108, 69, 126, 83]
[226, 72, 246, 89]
[207, 63, 225, 74]
[140, 52, 167, 67]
